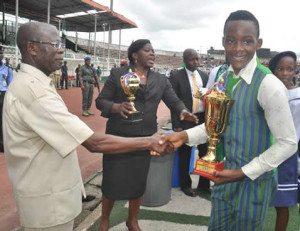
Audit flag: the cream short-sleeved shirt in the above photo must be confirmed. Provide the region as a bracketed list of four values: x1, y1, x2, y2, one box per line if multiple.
[3, 63, 94, 228]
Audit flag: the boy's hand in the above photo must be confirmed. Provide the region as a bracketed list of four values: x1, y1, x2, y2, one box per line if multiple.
[210, 168, 246, 184]
[149, 133, 175, 156]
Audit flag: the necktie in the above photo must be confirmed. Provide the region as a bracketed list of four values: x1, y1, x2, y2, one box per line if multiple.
[192, 72, 199, 113]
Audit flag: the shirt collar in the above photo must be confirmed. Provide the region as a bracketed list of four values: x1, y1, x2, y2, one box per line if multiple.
[20, 63, 52, 86]
[185, 67, 196, 76]
[228, 53, 257, 84]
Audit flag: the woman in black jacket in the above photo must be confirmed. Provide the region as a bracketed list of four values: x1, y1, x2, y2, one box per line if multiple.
[96, 39, 197, 231]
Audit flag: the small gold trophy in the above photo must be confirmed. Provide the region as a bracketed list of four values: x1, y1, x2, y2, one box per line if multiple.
[120, 69, 143, 123]
[193, 78, 234, 180]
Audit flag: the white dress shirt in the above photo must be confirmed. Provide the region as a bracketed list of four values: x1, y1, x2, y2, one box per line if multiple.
[207, 65, 220, 89]
[185, 54, 298, 180]
[185, 68, 204, 113]
[288, 87, 300, 175]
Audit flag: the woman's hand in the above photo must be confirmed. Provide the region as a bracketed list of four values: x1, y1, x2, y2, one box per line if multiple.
[180, 109, 199, 124]
[115, 102, 134, 118]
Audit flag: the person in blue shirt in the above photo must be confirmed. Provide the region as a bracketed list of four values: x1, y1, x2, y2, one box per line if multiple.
[0, 46, 13, 152]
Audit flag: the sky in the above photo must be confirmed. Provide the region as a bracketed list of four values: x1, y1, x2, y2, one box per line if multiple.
[93, 0, 300, 54]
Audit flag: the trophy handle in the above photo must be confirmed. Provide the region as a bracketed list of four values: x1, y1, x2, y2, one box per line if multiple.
[219, 99, 234, 134]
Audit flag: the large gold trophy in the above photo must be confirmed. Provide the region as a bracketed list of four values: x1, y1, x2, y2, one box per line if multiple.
[120, 69, 143, 123]
[193, 78, 234, 180]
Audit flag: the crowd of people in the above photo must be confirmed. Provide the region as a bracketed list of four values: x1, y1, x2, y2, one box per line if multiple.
[0, 9, 299, 231]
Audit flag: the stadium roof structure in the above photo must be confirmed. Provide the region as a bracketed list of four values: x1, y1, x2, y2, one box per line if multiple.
[1, 0, 137, 32]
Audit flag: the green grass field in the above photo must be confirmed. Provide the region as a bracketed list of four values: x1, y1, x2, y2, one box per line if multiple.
[88, 190, 299, 231]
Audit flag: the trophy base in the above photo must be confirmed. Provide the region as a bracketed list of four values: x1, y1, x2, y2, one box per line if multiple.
[193, 159, 224, 180]
[122, 111, 144, 124]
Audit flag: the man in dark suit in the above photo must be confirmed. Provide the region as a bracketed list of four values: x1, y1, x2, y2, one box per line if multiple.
[170, 48, 210, 197]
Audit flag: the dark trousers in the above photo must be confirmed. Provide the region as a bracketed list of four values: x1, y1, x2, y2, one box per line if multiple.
[82, 82, 94, 110]
[0, 92, 5, 152]
[179, 143, 210, 190]
[76, 75, 80, 87]
[61, 75, 68, 89]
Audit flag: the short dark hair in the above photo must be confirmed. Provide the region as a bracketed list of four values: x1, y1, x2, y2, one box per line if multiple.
[224, 10, 260, 37]
[128, 39, 151, 64]
[268, 51, 297, 74]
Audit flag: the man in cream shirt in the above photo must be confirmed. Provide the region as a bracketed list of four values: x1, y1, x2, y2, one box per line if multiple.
[3, 22, 172, 231]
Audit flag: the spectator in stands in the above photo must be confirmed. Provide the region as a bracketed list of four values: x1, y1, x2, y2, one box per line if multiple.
[95, 39, 198, 231]
[3, 21, 174, 231]
[60, 60, 68, 89]
[79, 56, 100, 116]
[0, 45, 13, 152]
[75, 64, 81, 87]
[268, 51, 300, 231]
[169, 48, 210, 197]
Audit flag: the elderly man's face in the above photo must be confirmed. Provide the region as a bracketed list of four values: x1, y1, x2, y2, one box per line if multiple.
[33, 26, 64, 75]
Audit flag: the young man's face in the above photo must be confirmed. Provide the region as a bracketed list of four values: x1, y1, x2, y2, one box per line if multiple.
[223, 20, 262, 75]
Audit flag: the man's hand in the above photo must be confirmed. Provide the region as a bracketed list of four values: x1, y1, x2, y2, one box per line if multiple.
[149, 133, 175, 155]
[210, 168, 246, 184]
[180, 109, 199, 124]
[150, 131, 189, 155]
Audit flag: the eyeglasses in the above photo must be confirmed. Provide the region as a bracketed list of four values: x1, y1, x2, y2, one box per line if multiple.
[29, 40, 65, 49]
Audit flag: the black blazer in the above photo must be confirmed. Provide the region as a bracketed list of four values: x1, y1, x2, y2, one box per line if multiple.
[169, 68, 208, 130]
[95, 65, 187, 136]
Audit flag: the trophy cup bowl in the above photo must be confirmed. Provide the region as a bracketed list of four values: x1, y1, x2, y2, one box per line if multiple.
[120, 70, 143, 123]
[193, 86, 234, 180]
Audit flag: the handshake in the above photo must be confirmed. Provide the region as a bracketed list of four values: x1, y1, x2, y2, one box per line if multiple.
[148, 131, 188, 156]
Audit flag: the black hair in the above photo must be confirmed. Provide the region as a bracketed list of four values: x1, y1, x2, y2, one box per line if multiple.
[127, 39, 151, 64]
[224, 10, 260, 38]
[268, 51, 297, 74]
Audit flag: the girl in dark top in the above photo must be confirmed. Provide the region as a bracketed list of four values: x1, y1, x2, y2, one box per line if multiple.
[96, 39, 197, 231]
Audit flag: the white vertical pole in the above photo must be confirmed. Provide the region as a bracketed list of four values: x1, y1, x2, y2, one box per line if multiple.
[118, 29, 121, 63]
[94, 13, 97, 60]
[15, 0, 19, 67]
[102, 24, 105, 59]
[47, 0, 51, 24]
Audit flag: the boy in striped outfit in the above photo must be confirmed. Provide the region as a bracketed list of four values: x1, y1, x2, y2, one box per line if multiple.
[159, 10, 298, 230]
